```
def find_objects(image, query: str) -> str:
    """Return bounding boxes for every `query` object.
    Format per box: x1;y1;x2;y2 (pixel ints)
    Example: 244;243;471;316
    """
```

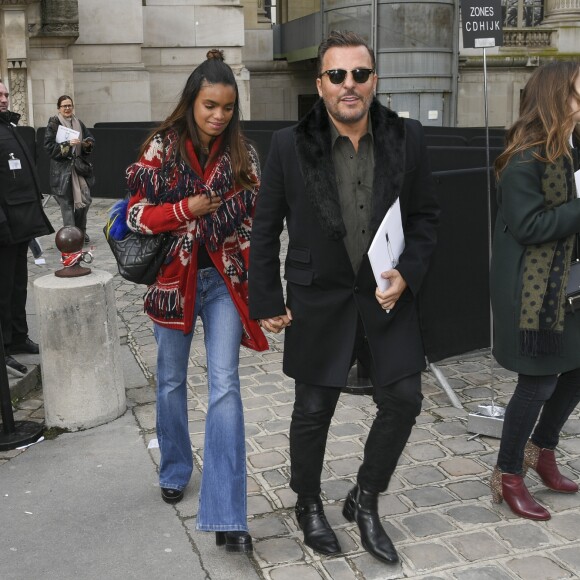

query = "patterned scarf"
519;154;577;356
58;113;90;209
126;131;256;252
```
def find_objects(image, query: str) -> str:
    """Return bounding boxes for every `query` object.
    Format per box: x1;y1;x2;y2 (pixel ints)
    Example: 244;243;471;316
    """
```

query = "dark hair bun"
206;49;225;62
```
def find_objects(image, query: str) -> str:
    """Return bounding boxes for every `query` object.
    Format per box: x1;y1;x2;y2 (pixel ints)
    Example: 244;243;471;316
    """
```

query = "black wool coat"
249;98;439;388
0;111;54;246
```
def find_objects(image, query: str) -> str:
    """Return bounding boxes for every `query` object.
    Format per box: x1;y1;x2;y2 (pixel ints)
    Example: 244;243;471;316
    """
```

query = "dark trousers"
290;372;423;496
0;241;29;348
497;368;580;474
55;195;91;233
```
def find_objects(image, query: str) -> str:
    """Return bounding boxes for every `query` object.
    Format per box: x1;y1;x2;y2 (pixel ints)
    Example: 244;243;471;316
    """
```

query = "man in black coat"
0;80;54;377
249;31;439;564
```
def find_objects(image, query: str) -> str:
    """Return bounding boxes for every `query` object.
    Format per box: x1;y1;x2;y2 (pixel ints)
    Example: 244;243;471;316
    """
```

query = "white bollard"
34;269;126;430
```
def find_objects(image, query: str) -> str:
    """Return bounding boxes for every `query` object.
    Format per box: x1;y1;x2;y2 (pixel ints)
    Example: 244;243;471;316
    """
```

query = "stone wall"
457;0;580;127
1;0;253;127
250;65;315;120
140;1;249;124
1;4;37;124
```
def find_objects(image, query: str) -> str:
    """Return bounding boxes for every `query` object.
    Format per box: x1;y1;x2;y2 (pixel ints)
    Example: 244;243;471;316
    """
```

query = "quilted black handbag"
103;224;173;285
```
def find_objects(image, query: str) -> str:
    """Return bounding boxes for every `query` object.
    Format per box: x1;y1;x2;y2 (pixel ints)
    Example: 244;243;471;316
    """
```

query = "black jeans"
497;368;580;474
290;373;423;497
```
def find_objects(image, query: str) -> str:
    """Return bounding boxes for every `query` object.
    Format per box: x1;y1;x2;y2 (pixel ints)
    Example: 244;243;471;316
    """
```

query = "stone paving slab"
2;198;580;579
1;414;207;580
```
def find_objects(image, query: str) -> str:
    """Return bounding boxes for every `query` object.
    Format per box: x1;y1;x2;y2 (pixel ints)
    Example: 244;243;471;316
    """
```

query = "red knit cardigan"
125;130;268;352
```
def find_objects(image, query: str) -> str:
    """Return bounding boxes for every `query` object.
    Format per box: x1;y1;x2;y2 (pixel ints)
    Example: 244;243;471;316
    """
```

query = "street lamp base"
0;420;44;451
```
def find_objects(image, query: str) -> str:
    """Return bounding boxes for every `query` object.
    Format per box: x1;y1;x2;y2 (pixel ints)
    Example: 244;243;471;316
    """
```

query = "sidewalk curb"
8;364;41;401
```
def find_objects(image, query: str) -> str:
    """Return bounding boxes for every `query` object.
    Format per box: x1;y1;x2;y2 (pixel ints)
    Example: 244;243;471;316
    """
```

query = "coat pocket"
50;163;71;195
0;206;12;245
284;266;314;286
284;246;313;286
287;246;311;264
4;196;47;242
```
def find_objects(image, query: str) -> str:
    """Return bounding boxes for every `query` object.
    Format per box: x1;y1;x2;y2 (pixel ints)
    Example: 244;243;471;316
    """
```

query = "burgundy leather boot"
524;441;578;493
490;466;550;520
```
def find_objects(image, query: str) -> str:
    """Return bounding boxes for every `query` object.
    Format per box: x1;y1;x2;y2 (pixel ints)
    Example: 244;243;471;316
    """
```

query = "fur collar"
0;110;21;126
294;97;405;239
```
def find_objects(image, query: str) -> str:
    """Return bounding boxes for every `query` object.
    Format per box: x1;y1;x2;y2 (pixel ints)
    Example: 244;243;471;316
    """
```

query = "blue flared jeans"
153;267;247;531
497;368;580;474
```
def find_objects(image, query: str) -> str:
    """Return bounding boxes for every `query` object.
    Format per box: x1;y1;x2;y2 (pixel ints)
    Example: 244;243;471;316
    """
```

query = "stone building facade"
0;0;255;127
458;0;580;126
262;0;580;127
1;0;579;128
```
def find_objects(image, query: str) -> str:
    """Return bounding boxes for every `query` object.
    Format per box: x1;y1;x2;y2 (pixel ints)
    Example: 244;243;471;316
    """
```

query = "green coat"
490;149;580;375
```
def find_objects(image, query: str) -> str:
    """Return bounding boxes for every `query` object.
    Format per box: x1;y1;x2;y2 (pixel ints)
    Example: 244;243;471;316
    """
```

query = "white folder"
367;198;405;292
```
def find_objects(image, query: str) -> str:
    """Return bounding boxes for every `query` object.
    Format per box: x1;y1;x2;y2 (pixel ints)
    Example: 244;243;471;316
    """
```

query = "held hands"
259;307;293;334
187;193;222;217
375;269;407;312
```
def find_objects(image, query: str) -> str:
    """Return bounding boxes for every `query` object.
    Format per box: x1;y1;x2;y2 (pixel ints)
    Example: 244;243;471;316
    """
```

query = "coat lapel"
294;98;406;239
294;99;346;239
368;99;406;233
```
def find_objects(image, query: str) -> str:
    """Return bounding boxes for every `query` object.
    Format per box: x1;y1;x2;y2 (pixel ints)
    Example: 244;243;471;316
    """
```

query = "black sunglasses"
319;68;375;85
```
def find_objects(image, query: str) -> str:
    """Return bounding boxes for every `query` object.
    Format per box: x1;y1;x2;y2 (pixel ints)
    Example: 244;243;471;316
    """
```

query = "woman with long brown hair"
119;50;267;552
490;61;580;520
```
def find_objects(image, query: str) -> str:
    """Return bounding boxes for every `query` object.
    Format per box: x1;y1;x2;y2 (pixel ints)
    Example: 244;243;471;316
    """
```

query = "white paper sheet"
55;125;80;144
16;436;44;450
367;198;405;292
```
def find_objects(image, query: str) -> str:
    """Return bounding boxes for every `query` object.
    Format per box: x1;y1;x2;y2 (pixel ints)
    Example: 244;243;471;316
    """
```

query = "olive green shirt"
330;116;374;273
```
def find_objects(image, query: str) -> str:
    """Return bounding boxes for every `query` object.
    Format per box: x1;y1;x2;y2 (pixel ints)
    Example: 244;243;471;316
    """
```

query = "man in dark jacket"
248;32;439;564
0;80;54;377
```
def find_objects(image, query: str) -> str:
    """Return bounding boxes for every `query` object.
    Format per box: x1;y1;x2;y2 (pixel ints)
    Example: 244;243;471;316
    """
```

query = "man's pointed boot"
295;497;341;555
343;485;398;564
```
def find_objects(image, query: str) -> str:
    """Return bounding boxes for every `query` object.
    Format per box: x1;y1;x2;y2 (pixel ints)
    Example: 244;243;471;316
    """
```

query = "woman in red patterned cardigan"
124;50;267;553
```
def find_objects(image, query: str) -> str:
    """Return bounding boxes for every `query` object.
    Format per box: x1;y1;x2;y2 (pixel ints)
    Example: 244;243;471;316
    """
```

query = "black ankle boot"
215;531;253;553
295;496;341;555
343;485;398;564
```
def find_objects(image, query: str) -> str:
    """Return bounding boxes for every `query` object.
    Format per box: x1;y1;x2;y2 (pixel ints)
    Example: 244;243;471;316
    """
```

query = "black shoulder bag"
103;212;173;286
73;154;93;178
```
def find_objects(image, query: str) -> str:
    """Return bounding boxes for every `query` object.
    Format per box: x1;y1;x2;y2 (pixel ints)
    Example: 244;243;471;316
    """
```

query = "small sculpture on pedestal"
54;226;93;278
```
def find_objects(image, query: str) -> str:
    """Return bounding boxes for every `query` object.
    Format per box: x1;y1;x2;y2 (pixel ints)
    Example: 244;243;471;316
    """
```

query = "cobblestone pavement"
4;198;580;579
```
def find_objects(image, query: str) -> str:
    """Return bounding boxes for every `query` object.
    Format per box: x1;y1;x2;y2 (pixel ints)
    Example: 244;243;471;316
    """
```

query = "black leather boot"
215;531;253;553
343;485;398;564
295;496;341;555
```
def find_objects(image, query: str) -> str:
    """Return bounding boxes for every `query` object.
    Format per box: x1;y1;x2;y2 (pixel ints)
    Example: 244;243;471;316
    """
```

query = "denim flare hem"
195;523;249;532
159;484;184;491
154;269;248;530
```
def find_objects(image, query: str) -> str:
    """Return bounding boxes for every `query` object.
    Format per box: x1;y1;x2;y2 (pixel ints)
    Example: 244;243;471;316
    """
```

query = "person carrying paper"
44;95;95;244
249;31;439;565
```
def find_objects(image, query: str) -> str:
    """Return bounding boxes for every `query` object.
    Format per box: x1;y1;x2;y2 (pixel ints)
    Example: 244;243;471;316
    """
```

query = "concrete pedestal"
34;269;126;431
